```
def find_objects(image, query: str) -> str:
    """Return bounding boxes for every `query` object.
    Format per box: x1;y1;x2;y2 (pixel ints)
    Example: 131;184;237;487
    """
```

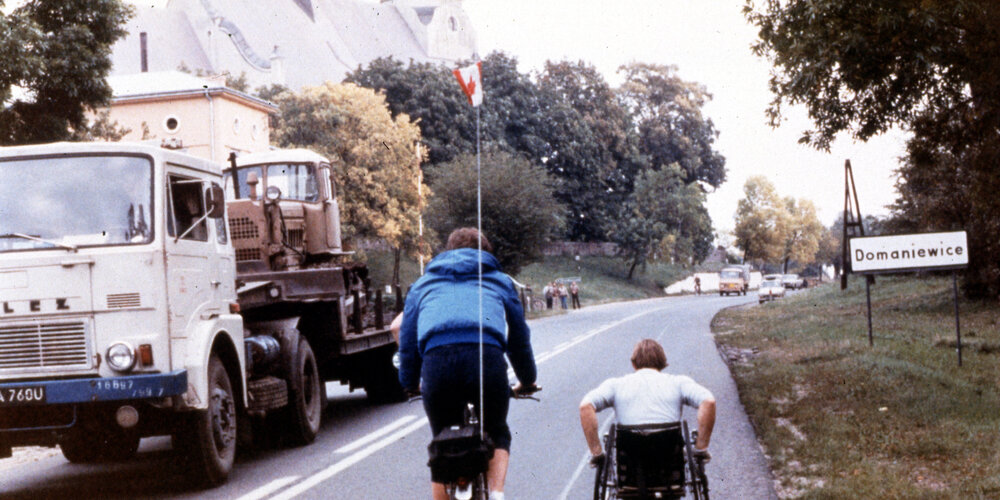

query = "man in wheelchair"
580;339;716;499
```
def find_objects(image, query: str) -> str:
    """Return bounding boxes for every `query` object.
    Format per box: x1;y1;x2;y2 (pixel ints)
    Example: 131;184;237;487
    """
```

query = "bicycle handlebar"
406;384;542;403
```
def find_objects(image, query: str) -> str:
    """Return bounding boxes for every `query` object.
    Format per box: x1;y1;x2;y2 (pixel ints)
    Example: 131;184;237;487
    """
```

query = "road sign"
849;231;968;274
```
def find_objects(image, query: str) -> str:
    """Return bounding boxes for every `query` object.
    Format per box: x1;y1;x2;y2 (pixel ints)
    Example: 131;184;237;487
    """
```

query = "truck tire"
365;347;407;404
283;337;322;446
60;428;139;463
177;354;237;487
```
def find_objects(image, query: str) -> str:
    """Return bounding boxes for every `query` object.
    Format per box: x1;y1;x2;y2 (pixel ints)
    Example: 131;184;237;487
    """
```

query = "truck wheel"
178;354;237;487
283;338;322;446
60;428;139;463
365;347;407;404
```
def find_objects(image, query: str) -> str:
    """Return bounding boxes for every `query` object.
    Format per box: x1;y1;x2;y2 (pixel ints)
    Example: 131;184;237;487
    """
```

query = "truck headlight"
107;342;136;372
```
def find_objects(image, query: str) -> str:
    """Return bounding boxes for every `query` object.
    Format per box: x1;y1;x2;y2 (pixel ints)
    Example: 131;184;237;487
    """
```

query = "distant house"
105;71;278;162
110;0;478;91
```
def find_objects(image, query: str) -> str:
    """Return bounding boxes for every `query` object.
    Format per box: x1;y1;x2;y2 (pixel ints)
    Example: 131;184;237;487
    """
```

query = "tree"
617;63;727;189
0;0;132;144
425;151;564;275
345;57;476;166
745;0;1000;296
608;164;713;279
271;83;430;284
780;198;824;272
733;176;788;265
538;60;638;241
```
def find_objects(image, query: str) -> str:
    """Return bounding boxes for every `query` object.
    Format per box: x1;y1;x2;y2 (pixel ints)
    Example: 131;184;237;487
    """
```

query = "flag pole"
476;100;485;439
454;60;486;440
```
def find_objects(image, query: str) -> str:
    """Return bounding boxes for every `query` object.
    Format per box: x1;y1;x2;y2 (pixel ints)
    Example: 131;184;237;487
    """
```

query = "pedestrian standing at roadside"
694;276;701;296
558;283;568;309
543;282;553;310
569;281;580;309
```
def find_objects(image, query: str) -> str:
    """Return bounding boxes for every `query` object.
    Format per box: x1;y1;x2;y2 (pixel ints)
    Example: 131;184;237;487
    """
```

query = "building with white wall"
110;0;478;91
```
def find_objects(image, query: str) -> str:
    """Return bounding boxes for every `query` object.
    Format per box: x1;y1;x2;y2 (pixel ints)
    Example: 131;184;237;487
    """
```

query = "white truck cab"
0;142;243;484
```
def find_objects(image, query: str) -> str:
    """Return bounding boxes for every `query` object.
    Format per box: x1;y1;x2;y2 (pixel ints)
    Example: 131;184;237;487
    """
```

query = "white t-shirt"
581;368;713;425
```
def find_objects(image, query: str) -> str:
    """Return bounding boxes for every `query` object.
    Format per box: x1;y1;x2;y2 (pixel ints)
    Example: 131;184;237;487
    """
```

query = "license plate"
0;386;46;406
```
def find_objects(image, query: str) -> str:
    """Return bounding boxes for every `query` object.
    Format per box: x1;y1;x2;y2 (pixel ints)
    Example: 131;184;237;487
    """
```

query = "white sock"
489;492;505;500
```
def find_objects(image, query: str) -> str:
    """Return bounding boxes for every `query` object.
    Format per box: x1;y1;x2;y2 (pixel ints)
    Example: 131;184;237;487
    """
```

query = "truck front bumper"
0;370;187;406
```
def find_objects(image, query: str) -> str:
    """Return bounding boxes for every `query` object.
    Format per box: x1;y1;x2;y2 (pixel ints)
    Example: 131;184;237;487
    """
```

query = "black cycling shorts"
421;343;512;474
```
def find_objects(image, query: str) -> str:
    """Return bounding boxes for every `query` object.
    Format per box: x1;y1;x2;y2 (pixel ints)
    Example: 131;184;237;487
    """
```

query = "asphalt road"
0;293;778;499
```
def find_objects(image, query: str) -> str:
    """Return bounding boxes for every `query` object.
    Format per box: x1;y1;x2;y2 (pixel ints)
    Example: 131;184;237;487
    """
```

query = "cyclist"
397;228;538;500
579;339;715;466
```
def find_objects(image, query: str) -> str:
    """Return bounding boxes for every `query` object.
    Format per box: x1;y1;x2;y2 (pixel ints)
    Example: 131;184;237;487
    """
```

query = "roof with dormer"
110;0;477;92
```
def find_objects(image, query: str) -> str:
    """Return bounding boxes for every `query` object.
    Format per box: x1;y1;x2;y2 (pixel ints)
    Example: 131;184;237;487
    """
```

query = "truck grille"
0;320;91;371
107;292;141;309
230;217;259;240
288;229;304;248
236;248;261;262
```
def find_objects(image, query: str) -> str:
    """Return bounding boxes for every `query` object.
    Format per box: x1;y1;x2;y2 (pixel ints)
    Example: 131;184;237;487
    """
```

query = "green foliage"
608;164;713;280
425;151;564;275
745;0;1000;297
734;176;788;264
780;197;824;272
538;60;637;241
346;53;725;247
345;57;476;166
69;109;130;142
270;83;430;262
617;63;726;188
0;0;132;144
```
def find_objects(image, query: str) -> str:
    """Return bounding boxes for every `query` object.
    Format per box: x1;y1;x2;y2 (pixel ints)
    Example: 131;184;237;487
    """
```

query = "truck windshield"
0;155;153;252
720;270;740;278
223;163;319;202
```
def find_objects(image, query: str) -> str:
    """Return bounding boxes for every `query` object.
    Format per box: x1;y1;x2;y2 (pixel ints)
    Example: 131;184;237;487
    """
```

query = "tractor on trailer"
0;142;404;486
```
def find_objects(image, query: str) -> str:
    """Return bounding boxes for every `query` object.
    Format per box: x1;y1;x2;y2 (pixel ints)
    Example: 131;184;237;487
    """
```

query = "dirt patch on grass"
717;344;760;366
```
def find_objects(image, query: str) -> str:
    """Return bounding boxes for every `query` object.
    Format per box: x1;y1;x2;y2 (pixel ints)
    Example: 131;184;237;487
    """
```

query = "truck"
0;142;404;486
718;265;751;296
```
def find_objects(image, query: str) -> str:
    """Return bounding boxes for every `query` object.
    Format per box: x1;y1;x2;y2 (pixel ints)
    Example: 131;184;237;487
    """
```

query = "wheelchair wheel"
681;421;710;500
593;426;616;500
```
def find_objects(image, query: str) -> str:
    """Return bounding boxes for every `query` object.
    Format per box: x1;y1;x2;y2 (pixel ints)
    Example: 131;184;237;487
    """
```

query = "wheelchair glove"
589;453;605;469
693;447;711;464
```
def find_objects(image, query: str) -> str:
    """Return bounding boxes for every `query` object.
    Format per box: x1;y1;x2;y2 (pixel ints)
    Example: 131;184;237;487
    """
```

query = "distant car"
759;279;786;303
782;274;805;289
763;274;784;284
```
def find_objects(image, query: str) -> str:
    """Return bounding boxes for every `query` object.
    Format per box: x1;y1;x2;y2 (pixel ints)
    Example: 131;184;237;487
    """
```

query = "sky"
458;0;908;234
7;0;906;233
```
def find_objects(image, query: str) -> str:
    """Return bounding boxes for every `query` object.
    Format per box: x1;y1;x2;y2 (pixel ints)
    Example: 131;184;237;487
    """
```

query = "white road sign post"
848;231;969;365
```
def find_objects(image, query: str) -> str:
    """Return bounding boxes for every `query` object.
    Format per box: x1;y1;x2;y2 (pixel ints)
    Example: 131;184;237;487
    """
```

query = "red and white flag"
453;62;483;107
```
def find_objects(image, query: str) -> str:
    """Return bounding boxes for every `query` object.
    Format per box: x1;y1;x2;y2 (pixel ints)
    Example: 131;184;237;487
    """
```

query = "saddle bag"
427;425;495;482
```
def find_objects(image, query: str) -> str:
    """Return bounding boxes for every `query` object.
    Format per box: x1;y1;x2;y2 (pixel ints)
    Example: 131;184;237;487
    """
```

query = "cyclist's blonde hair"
631;339;667;371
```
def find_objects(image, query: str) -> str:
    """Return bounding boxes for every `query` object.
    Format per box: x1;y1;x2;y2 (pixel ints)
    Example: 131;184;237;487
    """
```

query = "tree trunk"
392;248;401;288
626;256;639;280
782;257;790;273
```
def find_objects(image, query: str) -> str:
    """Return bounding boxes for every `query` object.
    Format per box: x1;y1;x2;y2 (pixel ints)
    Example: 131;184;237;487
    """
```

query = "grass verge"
713;275;1000;499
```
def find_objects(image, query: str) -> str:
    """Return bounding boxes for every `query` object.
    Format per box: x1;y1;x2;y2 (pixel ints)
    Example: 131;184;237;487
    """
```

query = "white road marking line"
274;306;671;498
271;417;429;500
556;413;615;500
514;306;671;376
536;306;672;366
235;476;300;500
334;415;417;454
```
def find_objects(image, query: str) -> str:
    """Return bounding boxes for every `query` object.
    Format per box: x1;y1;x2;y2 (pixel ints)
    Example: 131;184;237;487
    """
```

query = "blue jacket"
397;248;536;390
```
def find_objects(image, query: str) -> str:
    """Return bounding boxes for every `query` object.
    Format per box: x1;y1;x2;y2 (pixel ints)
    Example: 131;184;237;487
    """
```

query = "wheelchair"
593;421;709;500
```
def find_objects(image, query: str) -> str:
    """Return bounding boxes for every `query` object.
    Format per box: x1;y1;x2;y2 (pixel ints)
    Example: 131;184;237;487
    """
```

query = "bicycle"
593;420;709;499
418;385;540;500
